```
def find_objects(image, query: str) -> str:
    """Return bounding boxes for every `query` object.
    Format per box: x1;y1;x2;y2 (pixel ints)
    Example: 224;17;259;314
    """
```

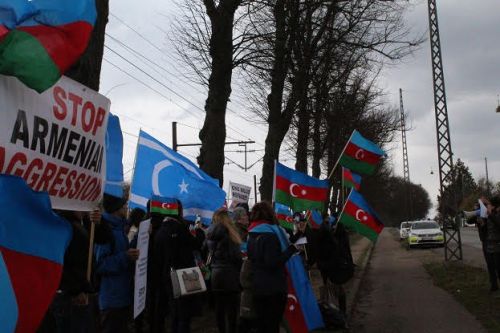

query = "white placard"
133;218;151;319
0;75;110;210
479;199;488;218
294;236;308;246
230;181;252;204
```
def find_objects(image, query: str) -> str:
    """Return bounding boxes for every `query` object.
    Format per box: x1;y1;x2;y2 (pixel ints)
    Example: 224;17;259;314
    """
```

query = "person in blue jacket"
94;194;139;333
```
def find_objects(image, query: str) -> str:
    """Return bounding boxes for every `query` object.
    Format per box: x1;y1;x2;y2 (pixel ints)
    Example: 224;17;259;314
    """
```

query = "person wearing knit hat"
94;193;139;333
151;196;202;333
103;193;128;215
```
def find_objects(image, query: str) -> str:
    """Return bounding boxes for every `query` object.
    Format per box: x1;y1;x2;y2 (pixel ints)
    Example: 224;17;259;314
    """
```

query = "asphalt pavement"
430;227;486;270
351;228;486;333
460;227;482;250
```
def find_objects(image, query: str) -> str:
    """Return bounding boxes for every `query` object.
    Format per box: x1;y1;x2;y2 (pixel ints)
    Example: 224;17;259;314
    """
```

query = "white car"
407;220;444;248
399;221;412;240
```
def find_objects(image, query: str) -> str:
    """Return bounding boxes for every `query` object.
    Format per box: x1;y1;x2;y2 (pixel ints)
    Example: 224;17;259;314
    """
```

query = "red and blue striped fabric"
0;0;96;92
305;210;322;229
339;130;385;175
249;223;324;332
0;175;72;333
342;167;362;190
274;162;329;212
338;189;384;242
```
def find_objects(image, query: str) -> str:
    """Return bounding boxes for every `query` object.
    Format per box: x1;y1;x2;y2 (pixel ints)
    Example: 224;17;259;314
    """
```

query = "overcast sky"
100;0;500;213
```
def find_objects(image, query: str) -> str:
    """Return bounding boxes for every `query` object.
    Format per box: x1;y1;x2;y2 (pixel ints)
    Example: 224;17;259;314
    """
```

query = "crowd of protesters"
37;193;354;333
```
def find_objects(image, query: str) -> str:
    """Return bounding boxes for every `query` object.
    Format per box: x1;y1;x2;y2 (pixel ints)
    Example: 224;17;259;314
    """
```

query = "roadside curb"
346;239;374;318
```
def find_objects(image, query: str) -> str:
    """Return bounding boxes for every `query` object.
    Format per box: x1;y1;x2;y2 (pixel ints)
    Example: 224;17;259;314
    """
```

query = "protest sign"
134;219;151;319
0;75;110;210
230;181;252;204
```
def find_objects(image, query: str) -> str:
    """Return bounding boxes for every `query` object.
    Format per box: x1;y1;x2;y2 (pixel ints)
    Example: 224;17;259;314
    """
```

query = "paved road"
351;228;486;333
430;227;486;270
460;227;482;250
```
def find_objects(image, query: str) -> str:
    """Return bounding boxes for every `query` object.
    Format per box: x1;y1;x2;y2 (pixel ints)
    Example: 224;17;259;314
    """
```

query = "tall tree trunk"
198;0;241;186
294;77;311;173
259;0;295;201
66;0;109;91
311;103;323;178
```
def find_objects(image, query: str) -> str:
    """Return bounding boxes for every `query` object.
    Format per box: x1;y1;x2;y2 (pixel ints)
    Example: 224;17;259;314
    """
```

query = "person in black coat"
315;218;353;316
151;198;202;333
289;213;317;271
207;210;243;333
484;196;500;296
247;202;297;333
53;210;93;333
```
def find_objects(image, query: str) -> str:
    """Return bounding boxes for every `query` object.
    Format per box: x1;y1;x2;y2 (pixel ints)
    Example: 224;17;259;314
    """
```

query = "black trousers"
484;245;500;291
101;307;130;333
214;291;240;333
253;293;287;333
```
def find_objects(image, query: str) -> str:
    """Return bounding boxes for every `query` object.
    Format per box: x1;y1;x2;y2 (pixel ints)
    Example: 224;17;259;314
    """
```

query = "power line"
103;58;182;108
105;45;205;115
105;45;258;143
108;12;268;142
106;33;207;98
177;122;201;131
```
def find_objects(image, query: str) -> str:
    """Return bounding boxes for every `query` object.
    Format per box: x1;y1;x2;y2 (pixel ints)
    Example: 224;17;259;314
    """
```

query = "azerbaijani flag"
0;1;97;92
150;196;179;216
338;190;384;242
0;175;72;332
248;223;324;332
338;130;385;175
305;210;322;229
274;162;329;212
342;167;362;190
275;203;294;231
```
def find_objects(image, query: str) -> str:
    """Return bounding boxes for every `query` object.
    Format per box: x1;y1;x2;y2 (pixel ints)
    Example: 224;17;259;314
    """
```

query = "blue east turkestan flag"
104;113;124;198
129;130;226;225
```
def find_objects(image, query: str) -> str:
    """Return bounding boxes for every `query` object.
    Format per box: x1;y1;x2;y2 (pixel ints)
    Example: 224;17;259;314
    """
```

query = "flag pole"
272;160;277;209
86;218;95;282
341;168;345;206
128;129;141;205
328;130;355;180
336;189;353;233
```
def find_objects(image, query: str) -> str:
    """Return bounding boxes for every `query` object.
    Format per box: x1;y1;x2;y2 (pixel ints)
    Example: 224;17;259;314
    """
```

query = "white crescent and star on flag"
355;209;369;222
289;183;307;197
152;162;190;196
287;294;298;311
354;148;365;160
161;202;173;209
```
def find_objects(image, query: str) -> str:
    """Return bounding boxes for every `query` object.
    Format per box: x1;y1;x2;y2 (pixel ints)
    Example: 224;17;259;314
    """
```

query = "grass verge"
424;261;500;332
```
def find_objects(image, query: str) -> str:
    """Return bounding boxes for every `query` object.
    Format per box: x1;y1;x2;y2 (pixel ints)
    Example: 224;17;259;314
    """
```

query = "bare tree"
66;0;110;91
172;0;269;185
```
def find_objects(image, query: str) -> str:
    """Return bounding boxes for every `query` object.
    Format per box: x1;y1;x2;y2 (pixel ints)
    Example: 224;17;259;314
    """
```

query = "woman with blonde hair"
207;209;243;333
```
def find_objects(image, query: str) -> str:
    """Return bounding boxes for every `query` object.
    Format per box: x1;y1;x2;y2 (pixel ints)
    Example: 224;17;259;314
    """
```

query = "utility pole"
399;88;413;221
239;143;249;172
427;0;462;261
254;175;258;204
172;122;254;152
172;121;178;152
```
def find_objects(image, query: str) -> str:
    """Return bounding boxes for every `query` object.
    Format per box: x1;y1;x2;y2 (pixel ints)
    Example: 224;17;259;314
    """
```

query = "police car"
407;220;444;249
